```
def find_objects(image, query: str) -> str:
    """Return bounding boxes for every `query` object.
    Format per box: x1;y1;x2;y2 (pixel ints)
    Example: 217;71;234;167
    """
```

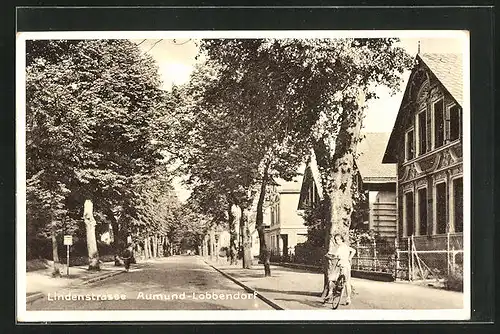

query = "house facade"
356;132;398;239
382;53;464;248
266;175;308;259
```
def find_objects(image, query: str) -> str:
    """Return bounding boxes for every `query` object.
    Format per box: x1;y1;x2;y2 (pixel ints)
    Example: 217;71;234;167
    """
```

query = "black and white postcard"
16;29;470;322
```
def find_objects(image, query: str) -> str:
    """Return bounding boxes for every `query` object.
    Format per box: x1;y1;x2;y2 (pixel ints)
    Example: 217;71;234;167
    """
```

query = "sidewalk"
203;257;463;310
26;261;126;302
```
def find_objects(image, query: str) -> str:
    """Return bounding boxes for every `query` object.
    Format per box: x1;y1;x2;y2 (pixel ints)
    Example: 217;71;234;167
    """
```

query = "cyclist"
324;233;356;305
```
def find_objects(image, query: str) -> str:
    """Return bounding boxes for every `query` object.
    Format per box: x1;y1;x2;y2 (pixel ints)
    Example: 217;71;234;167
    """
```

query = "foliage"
130;173;180;239
25;39;170;258
299;171;369;247
168;201;211;251
299;200;328;247
197;38;412;235
25;37;413;264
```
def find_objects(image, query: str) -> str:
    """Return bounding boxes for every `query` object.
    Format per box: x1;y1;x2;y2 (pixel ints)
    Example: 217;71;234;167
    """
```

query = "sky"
133;35;466;133
131;34;467;201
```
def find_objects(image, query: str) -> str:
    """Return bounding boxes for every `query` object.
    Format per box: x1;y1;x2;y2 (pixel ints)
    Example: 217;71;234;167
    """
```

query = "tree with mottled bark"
196;38;412;288
83;199;100;270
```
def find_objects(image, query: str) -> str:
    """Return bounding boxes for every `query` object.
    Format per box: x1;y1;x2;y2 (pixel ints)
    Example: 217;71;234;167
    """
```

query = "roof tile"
419;53;463;106
357;132;396;181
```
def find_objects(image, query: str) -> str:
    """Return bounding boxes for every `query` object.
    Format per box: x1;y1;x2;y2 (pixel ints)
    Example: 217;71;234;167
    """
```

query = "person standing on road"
324;234;356;305
122;243;134;272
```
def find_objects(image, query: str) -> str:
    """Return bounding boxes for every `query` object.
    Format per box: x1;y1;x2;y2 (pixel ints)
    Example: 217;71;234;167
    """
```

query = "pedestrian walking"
122;243;134;272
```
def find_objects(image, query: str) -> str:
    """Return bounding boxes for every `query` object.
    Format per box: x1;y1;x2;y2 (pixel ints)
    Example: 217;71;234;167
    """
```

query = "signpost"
63;235;73;276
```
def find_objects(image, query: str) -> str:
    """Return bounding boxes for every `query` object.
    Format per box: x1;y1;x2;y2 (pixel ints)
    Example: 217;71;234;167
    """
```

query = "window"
308;183;315;206
418;110;427;155
449;105;462;141
435;182;447;234
276;202;280;225
404;192;414;236
417;188;428;235
434;99;445;148
313;182;317;204
453;178;463;233
272;205;279;226
406;129;414;160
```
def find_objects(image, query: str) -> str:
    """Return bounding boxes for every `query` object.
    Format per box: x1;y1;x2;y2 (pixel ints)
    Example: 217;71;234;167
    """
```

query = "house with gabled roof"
382;53;464;243
297;132;397;240
357;132;397;238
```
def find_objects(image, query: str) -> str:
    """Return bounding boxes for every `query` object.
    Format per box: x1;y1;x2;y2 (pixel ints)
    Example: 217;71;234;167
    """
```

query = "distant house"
357;133;397;239
297;133;397;240
382;53;464;241
234;200;271;259
265;174;308;259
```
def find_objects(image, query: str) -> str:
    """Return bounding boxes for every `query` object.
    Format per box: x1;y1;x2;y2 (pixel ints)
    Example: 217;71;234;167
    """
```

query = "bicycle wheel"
331;275;346;310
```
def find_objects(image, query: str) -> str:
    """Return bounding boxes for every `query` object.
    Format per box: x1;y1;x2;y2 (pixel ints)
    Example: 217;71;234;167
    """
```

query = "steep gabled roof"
383;53;464;163
357;132;396;183
419;53;463;106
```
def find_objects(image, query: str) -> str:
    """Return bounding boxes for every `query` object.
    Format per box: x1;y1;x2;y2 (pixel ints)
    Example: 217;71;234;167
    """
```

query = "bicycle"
323;259;348;309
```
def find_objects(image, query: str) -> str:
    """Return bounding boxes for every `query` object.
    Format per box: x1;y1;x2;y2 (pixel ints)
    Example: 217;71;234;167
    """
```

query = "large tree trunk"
147;236;152;259
316;90;365;297
83;199;100;271
321;194;333;297
50;220;60;277
107;210;123;266
159;235;164;257
155;234;160;257
256;161;271;276
152;235;158;258
228;204;238;265
144;237;150;259
239;206;252;269
204;236;209;257
209;227;215;261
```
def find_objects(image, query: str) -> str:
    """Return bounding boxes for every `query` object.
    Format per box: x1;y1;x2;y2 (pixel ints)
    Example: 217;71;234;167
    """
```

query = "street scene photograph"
17;30;469;322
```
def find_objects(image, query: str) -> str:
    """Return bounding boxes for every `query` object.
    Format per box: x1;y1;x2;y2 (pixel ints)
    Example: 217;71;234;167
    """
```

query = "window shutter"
427;182;433;235
427;104;432;150
445;103;451;143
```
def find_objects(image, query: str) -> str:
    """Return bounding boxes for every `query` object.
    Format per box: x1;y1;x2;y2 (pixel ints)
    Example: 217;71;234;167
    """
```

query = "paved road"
28;256;272;310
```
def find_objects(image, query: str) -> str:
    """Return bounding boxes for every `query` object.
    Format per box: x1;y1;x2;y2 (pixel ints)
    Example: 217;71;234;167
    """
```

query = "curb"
271;262;395;282
80;269;125;285
271;262;323;273
26;292;44;304
204;261;285;310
